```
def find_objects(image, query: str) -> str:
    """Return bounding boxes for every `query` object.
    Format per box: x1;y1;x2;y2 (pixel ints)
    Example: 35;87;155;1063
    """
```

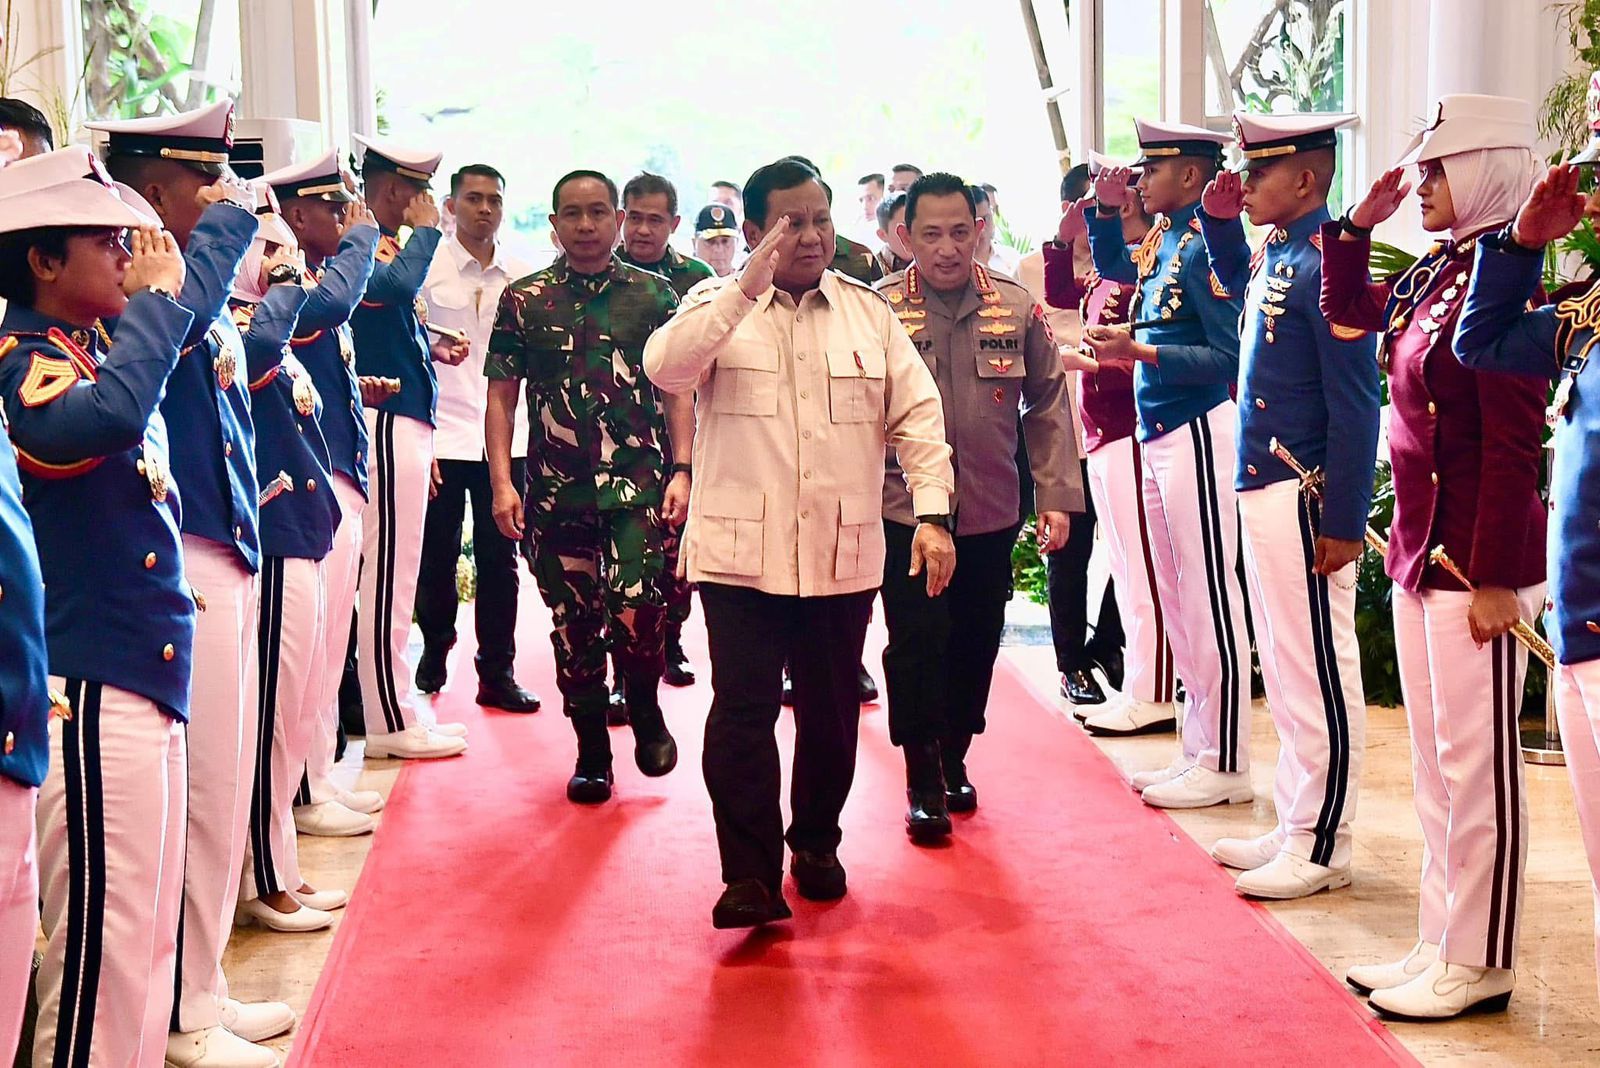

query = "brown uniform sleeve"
1019;301;1085;514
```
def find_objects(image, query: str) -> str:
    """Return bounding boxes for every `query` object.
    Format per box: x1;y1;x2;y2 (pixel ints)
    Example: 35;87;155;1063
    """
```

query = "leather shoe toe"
712;879;792;929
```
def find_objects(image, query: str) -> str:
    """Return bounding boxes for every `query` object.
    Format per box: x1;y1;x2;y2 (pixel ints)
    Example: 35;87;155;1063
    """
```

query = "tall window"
79;0;240;122
1100;0;1162;161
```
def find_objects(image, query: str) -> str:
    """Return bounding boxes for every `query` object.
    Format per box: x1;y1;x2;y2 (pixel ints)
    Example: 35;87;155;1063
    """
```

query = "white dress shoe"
364;725;466;760
1233;851;1350;899
1209;831;1284;870
293;800;375;837
1368;958;1514;1021
165;1025;280;1068
235;897;333;933
426;720;468;738
1346;940;1440;995
292;886;349;911
1128;758;1191;792
337;787;385;814
219;998;295;1043
1083;699;1177;737
1140;765;1253;809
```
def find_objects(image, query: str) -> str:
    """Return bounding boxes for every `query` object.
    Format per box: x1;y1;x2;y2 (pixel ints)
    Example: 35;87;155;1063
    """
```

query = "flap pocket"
838;492;879;527
833;492;883;580
702;485;766;522
826;347;887;380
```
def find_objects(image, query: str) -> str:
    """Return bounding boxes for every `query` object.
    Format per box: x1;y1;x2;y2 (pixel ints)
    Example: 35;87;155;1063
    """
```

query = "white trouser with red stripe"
1239;479;1365;869
172;536;259;1034
1554;657;1600;997
33;680;186;1068
359;411;433;736
0;778;36;1067
1087;434;1176;705
1138;402;1252;774
300;474;364;806
243;555;326;901
1394;584;1542;969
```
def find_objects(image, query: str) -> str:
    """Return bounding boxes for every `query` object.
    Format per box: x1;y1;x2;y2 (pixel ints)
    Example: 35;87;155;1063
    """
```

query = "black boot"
415;645;448;694
567;708;614;804
662;630;695;687
625;673;678;777
942;732;977;813
904;739;952;843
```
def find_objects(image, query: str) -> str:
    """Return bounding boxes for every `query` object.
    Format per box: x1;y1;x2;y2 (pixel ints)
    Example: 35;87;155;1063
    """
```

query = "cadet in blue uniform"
1082;119;1255;809
228;195;353;954
0;146;195;1068
1198;113;1380;900
88;100;297;1066
0;154;52;1068
348;134;468;760
1453;74;1600;1006
266;150;388;836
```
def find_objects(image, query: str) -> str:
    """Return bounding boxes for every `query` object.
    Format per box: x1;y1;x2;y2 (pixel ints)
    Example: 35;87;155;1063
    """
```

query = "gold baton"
1427;546;1558;670
1267;437;1388;556
258;470;294;507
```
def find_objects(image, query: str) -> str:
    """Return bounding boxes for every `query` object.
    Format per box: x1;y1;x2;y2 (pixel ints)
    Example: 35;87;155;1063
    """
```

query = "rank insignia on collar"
888;290;904;304
988;357;1015;373
976;306;1015;318
978;322;1017;336
896;309;926;320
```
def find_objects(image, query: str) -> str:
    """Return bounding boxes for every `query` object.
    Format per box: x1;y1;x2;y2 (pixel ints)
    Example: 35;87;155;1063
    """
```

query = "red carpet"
289;609;1413;1067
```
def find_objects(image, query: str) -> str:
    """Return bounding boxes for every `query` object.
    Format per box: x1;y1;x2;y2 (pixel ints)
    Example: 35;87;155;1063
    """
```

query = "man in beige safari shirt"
644;157;954;930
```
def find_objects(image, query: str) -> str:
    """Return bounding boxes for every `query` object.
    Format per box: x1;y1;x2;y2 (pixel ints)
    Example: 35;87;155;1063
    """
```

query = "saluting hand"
340;199;376;236
1346;167;1411;235
1056;197;1094;245
1094;167;1134;209
197;175;253;210
403;191;441;231
737;216;789;300
1513;163;1587;250
1201;171;1245;220
910;522;957;598
260;244;305;289
124;225;185;297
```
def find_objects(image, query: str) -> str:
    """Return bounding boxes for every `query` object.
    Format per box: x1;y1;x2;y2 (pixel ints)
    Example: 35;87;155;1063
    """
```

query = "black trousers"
414;458;525;682
879;521;1015;747
1047;459;1123;674
699;581;874;893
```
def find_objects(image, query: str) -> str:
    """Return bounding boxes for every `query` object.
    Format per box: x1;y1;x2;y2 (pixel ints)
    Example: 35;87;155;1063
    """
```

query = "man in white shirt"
974;183;1021;276
415;164;541;711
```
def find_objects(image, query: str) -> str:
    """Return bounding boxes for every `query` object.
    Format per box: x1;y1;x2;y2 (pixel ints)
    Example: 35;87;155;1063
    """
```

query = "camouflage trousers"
526;505;665;713
660;519;693;635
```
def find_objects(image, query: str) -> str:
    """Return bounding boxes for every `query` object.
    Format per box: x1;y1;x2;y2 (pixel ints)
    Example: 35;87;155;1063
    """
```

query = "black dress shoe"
1089;648;1126;692
790;849;847;901
942;732;978;813
711;879;792;929
606;680;630;726
663;636;695;687
565;765;614;804
1061;669;1106;706
414;647;448;694
475;679;541;713
857;665;879;703
904;740;952;842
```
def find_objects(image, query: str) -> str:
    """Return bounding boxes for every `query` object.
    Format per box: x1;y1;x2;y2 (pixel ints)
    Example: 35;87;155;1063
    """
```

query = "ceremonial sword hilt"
1426;546;1558;670
1268;437;1389;557
258;470;294;507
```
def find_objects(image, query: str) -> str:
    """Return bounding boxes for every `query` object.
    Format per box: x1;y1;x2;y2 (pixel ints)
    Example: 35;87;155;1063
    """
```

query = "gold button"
1254;398;1266;409
1430;472;1439;485
1427;401;1437;415
802;430;812;440
803;470;812;480
1155;422;1165;432
1588;621;1600;635
307;479;317;492
800;389;810;400
224;441;233;456
3;731;12;755
1247;464;1258;475
162;643;175;661
144;552;156;569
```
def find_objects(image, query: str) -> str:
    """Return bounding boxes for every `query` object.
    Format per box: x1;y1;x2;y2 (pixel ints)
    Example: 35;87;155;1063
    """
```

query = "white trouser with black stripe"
1239;479;1365;869
1087;434;1176;705
1552;658;1600;997
300;474;364;807
1138;401;1252;774
358;411;433;737
172;536;259;1034
0;778;37;1067
33;679;186;1068
1394;584;1542;969
244;555;327;900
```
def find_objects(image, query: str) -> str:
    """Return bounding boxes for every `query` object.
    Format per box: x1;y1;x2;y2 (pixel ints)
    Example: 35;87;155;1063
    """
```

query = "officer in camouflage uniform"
485;169;680;805
617;172;713;690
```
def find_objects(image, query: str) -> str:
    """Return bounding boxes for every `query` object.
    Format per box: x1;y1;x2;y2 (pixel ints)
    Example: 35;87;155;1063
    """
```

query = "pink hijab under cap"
1438;145;1541;241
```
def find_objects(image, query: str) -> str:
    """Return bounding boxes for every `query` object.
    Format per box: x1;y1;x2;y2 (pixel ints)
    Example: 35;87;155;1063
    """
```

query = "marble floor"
221;647;1600;1066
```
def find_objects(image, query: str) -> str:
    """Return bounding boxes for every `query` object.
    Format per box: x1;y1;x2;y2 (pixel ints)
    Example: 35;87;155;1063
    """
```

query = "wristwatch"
1339;212;1373;238
266;263;304;286
670;463;692;476
138;284;178;303
916;513;955;533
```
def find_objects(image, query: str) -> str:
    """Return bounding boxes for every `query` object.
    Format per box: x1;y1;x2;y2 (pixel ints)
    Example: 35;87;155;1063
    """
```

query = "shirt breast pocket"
825;347;886;423
709;346;780;417
429;284;472;316
697;485;765;576
974;345;1024;413
527;324;576;380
